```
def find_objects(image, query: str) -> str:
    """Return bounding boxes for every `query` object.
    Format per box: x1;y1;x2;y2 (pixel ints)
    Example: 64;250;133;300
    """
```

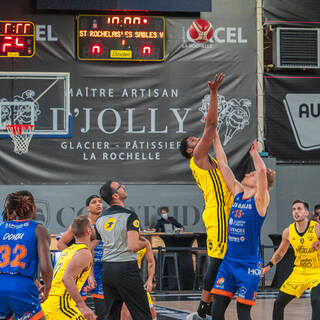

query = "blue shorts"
80;263;104;300
0;274;43;320
91;264;104;299
211;257;262;305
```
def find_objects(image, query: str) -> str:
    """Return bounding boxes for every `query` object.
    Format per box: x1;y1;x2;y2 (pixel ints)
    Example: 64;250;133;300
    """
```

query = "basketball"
188;19;214;43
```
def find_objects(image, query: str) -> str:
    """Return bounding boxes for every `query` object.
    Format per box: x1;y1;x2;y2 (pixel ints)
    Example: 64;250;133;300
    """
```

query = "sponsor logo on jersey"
133;219;140;228
296;245;314;254
104;217;116;231
216;277;225;288
229;227;245;235
248;267;261;276
299;258;313;268
238;286;247;298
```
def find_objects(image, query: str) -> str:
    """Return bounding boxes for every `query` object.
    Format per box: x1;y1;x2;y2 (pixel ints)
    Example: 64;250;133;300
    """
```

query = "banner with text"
264;73;320;160
0;0;257;184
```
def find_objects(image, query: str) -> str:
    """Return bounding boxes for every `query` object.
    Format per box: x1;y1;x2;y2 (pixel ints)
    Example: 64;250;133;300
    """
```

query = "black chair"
193;251;208;290
159;233;196;290
160;251;181;291
193;233;208;290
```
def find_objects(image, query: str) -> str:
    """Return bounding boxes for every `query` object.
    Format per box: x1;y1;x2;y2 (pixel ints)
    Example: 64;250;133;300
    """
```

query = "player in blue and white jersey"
0;190;53;320
210;134;275;320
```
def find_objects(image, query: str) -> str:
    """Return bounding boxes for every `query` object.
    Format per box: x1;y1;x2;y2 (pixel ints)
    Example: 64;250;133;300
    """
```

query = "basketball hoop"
6;124;35;155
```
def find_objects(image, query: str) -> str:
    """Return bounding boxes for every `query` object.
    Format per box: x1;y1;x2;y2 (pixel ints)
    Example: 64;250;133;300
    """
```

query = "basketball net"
6;124;35;155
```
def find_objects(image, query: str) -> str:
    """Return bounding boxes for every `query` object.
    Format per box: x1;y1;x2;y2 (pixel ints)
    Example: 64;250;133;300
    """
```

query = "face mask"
161;213;168;220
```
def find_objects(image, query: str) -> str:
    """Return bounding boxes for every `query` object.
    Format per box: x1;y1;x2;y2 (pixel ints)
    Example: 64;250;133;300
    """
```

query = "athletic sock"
206;301;213;315
197;300;209;318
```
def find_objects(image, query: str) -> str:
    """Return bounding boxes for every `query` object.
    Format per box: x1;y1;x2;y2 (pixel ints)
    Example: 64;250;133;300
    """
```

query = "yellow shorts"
203;206;230;259
147;292;154;307
206;230;227;259
41;295;85;320
280;267;320;298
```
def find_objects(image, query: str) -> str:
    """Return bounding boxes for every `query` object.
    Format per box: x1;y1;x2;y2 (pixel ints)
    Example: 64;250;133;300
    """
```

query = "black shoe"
197;300;208;318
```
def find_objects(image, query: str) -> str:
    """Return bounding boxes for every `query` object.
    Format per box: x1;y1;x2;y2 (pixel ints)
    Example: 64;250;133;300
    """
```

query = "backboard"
0;72;71;138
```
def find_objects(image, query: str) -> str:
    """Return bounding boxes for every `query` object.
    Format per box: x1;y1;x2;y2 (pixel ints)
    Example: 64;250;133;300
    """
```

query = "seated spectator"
311;204;320;224
153;206;184;233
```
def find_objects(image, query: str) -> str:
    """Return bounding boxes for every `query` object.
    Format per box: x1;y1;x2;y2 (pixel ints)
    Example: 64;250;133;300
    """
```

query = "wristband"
265;261;274;268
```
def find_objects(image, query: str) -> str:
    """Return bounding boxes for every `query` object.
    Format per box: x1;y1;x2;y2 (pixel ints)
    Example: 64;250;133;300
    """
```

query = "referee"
95;180;152;320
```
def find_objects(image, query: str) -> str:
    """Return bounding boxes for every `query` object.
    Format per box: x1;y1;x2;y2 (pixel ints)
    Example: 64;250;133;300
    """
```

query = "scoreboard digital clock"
0;21;35;58
77;15;165;62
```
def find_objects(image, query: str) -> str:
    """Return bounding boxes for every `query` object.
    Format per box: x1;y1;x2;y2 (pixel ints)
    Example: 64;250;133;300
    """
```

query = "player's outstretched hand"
86;274;97;291
249;140;259;157
208;73;225;92
261;266;270;278
312;240;320;251
78;304;97;320
145;278;153;292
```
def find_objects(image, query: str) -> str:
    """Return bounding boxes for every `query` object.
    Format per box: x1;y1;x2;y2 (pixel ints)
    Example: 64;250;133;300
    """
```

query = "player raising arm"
210;134;275;320
180;74;234;318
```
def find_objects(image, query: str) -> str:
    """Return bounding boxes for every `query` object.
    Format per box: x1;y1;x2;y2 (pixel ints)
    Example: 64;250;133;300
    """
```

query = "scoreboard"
0;16;166;62
77;15;165;62
0;21;35;58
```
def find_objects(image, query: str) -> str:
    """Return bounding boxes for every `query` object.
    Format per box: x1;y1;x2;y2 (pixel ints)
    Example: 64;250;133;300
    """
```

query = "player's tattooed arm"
273;253;284;264
262;228;289;275
312;223;320;251
271;227;290;265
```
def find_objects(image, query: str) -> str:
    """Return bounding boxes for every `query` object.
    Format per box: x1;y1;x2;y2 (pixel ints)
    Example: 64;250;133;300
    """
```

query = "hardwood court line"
154;298;312;320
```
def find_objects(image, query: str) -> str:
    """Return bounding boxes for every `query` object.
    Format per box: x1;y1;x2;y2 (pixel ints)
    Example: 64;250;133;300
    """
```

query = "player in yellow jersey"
121;240;157;320
180;73;233;318
262;200;320;320
42;215;97;320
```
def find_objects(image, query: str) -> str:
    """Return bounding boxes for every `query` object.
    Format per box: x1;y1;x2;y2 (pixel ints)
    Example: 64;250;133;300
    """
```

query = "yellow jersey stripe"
209;169;227;243
66;293;79;315
59;294;73;318
214;169;228;244
208;169;221;241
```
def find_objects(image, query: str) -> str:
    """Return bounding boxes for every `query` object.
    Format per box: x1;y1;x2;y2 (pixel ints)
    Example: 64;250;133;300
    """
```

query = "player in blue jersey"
0;190;53;320
57;194;105;320
210;133;275;320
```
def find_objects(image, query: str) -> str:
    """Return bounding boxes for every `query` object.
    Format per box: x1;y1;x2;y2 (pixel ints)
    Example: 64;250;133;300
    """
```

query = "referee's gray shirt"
95;205;140;262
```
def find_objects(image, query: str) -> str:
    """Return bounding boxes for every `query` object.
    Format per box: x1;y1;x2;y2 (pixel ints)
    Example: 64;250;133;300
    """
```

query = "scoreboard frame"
77;14;165;62
0;21;35;58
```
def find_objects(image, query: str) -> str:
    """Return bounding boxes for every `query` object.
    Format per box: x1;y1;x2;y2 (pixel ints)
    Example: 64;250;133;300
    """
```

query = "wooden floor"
154;295;312;319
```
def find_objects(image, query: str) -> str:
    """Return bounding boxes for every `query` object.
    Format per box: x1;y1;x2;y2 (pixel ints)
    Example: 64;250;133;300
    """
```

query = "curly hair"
4;190;35;219
179;136;191;159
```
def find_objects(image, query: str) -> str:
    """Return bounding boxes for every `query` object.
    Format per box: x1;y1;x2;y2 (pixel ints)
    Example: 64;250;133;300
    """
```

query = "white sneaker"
186;312;209;320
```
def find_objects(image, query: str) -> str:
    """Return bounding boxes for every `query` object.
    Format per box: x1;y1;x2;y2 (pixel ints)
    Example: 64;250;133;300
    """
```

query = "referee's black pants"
102;261;152;320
